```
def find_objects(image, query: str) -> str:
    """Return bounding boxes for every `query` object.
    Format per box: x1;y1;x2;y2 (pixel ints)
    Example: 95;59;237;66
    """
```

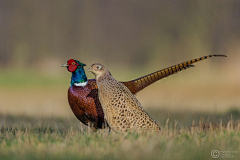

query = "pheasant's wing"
103;81;142;130
122;55;227;94
110;82;157;129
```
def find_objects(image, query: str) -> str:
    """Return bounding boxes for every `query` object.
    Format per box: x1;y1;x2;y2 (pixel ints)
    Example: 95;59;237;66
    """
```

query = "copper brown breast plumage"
68;80;105;128
88;63;161;132
62;55;226;130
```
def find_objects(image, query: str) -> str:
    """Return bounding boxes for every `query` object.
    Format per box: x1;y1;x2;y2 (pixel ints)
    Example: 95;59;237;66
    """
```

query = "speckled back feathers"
90;63;161;132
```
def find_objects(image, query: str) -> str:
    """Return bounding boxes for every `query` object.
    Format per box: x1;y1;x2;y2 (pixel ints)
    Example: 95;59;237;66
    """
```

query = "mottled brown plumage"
88;63;161;132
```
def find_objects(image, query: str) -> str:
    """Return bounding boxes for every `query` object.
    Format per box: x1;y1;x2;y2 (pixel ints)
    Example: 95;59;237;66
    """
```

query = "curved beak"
88;67;93;72
61;62;69;67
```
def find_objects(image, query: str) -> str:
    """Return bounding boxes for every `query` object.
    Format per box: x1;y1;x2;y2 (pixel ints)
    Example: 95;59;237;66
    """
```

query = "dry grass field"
0;114;239;160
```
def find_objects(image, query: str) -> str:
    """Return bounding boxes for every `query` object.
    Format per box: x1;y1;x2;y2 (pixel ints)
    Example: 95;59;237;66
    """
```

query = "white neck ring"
73;81;88;87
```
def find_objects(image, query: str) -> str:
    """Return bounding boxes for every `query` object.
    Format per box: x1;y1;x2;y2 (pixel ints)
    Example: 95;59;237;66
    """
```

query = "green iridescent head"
61;59;86;72
62;59;88;86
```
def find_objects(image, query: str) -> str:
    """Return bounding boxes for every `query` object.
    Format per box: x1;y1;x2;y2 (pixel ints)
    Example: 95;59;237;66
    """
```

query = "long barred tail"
123;55;227;94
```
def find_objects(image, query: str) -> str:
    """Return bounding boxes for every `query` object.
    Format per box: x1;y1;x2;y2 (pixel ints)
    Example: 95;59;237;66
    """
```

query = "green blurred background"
0;0;239;126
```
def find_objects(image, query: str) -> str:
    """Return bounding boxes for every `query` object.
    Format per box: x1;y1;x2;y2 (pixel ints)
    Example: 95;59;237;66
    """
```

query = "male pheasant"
88;63;161;132
61;55;226;130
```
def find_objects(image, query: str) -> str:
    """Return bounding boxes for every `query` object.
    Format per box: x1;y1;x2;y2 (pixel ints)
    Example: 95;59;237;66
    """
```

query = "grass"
0;110;239;160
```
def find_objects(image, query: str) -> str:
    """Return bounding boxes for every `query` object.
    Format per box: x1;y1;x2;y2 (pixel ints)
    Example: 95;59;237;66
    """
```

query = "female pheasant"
88;63;161;132
61;55;226;130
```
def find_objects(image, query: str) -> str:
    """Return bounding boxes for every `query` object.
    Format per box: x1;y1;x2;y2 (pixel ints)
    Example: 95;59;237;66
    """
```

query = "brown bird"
61;55;226;130
88;63;161;132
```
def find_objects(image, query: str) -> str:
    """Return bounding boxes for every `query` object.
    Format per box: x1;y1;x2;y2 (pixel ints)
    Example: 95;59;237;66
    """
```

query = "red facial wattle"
67;59;78;72
68;65;78;72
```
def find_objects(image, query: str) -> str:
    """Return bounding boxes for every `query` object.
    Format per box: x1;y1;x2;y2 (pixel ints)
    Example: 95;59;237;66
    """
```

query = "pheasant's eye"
96;66;102;70
72;62;76;65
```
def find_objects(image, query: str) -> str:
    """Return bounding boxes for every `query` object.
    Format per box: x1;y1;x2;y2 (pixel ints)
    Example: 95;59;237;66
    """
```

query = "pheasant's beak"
61;62;69;67
87;67;93;72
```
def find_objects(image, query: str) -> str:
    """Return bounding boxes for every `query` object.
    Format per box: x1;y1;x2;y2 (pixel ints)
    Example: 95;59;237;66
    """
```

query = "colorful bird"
61;55;226;130
88;63;161;133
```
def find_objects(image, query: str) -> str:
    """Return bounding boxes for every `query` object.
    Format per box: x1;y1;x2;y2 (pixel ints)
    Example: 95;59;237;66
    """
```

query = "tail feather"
122;55;227;94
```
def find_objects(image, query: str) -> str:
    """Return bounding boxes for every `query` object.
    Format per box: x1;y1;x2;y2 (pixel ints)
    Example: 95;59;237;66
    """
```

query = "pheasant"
88;63;161;132
61;55;226;130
